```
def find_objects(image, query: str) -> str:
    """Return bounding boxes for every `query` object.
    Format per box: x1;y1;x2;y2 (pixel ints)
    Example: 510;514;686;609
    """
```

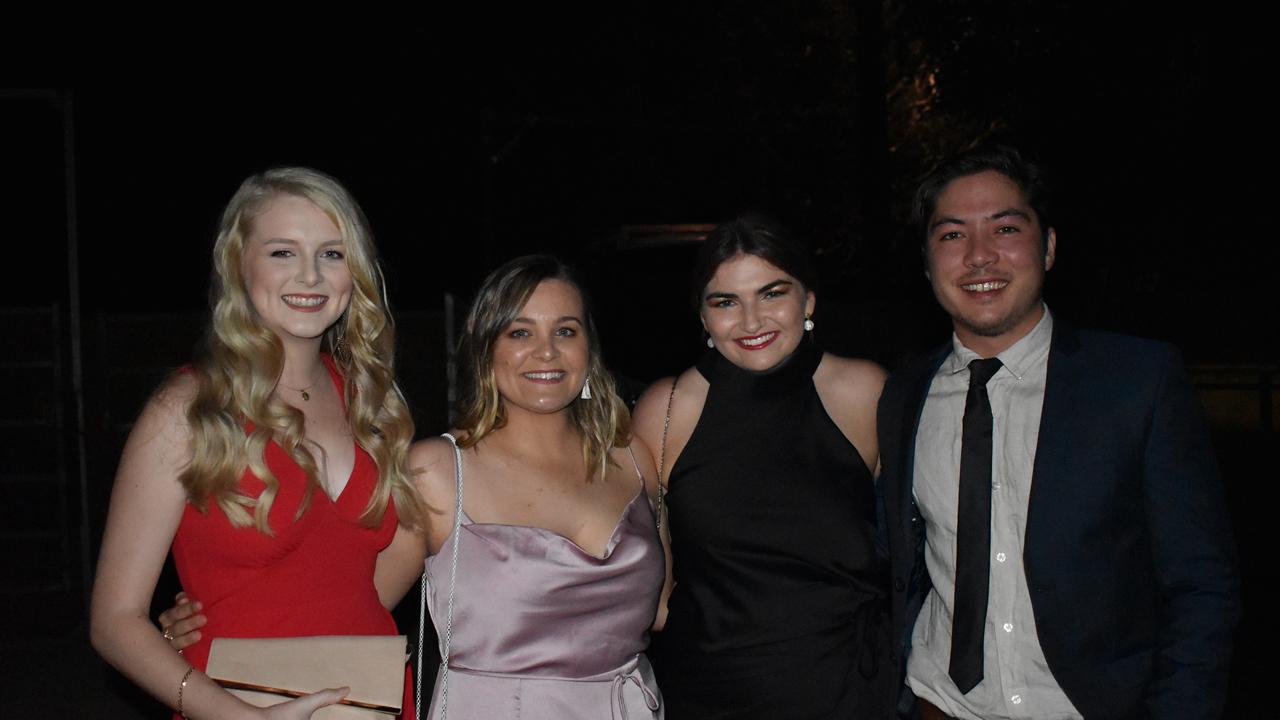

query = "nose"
963;234;997;269
741;302;763;332
533;333;559;361
296;256;321;286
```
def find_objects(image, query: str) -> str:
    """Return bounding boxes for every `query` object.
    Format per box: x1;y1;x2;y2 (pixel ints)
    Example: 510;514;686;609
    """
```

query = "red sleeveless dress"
170;360;414;718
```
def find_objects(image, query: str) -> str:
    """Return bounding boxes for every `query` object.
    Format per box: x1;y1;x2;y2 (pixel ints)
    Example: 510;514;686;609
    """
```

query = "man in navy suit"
878;145;1239;720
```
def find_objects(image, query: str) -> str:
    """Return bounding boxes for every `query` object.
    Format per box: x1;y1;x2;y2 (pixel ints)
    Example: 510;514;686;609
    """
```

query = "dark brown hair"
691;214;819;301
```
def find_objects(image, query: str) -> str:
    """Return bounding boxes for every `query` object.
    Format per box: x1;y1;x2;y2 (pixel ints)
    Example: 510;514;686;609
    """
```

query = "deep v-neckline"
460;485;647;561
322;448;364;507
313;354;358;504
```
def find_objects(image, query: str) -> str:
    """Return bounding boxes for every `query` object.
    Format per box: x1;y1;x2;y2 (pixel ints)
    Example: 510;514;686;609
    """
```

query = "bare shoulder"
633;376;675;429
407;435;465;553
408;435;462;510
146;371;200;425
673;364;709;392
622;434;661;498
121;371;201;467
632;366;707;482
638;366;707;414
627;432;655;466
814;353;888;407
108;370;202;513
634;369;707;438
814;354;885;471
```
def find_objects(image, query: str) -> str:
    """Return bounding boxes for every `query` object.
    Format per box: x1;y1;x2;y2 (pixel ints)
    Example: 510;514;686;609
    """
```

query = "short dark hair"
691;214;819;300
912;144;1054;245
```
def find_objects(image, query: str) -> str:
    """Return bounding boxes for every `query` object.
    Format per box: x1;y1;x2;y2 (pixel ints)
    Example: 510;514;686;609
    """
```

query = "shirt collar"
944;304;1054;380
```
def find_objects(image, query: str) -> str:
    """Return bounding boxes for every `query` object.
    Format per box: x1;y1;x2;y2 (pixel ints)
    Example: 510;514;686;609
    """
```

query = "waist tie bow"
610;668;660;720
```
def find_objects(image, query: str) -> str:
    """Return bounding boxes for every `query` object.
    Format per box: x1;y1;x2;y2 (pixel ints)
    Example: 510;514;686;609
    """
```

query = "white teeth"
962;281;1008;292
523;371;565;380
283;295;326;307
739;333;776;347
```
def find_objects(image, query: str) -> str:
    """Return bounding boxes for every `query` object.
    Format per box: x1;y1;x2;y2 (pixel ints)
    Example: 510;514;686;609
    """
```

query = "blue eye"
270;249;294;258
322;249;346;259
508;328;530;338
555;327;577;337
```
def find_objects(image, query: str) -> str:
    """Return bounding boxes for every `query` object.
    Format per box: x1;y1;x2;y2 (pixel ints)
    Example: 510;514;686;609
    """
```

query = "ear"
804;290;816;318
1043;227;1057;272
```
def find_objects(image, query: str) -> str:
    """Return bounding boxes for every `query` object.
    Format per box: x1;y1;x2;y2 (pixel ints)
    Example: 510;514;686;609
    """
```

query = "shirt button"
1003;623;1014;632
993;483;1001;490
996;552;1007;562
1012;694;1022;704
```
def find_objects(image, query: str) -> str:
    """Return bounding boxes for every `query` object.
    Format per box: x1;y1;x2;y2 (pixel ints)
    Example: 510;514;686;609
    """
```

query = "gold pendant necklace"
279;376;318;402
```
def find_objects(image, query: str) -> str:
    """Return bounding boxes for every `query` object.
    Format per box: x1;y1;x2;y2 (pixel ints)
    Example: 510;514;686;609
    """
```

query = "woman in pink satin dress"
410;255;666;719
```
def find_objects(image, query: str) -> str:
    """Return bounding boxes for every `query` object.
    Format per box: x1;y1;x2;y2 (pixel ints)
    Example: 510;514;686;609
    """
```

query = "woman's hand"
259;688;350;719
158;592;206;651
154;593;353;720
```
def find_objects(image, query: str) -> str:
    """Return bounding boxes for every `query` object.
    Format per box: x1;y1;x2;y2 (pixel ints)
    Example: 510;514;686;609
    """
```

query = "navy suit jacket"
879;324;1239;720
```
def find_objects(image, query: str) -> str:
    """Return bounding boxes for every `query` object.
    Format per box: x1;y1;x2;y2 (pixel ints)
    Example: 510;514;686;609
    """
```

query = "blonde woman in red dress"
91;168;425;720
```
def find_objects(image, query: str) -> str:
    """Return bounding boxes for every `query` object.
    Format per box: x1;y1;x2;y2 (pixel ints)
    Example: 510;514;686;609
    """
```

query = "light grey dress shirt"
905;308;1082;720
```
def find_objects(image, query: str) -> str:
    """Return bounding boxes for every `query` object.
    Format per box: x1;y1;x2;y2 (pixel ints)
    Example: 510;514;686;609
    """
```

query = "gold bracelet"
177;665;195;718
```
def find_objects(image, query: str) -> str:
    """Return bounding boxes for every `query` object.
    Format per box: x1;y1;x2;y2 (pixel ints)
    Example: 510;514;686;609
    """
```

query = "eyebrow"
991;208;1032;222
260;237;344;247
510;315;583;324
704;278;794;301
928;216;964;233
928;208;1032;233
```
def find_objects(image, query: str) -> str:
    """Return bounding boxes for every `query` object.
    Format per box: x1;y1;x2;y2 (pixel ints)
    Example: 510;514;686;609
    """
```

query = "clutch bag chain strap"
655;378;677;534
417;433;464;720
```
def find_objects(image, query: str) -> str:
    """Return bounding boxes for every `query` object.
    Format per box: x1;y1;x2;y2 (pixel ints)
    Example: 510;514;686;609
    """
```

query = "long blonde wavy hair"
180;167;422;532
455;255;630;480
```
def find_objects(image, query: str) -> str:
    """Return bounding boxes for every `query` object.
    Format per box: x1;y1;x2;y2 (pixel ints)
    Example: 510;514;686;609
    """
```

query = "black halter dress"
648;341;890;719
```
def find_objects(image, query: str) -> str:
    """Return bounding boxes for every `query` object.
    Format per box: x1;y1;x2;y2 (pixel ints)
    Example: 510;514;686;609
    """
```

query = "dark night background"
2;3;1274;716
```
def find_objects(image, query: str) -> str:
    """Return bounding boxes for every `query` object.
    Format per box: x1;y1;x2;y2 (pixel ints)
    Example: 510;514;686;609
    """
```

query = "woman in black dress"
634;215;893;719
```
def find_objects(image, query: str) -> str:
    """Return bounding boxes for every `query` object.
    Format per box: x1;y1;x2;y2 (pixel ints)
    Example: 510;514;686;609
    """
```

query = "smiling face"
491;278;590;418
700;252;815;372
925;170;1056;357
240;194;354;347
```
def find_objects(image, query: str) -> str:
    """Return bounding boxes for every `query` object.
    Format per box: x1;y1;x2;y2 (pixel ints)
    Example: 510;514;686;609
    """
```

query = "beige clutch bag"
206;635;408;719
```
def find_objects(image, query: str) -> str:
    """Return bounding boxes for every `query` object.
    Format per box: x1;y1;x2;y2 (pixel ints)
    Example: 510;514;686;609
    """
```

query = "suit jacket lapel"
1025;322;1082;564
899;345;951;539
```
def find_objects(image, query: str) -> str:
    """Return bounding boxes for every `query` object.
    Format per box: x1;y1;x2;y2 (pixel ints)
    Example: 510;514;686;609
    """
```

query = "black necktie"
949;357;1003;693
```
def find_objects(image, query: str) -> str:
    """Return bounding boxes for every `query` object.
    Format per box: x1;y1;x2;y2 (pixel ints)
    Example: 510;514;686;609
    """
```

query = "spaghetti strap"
624;445;645;488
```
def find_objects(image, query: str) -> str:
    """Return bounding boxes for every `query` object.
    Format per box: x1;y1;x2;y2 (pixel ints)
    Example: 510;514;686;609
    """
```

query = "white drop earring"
706;337;715;348
580;378;592;400
803;315;815;332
